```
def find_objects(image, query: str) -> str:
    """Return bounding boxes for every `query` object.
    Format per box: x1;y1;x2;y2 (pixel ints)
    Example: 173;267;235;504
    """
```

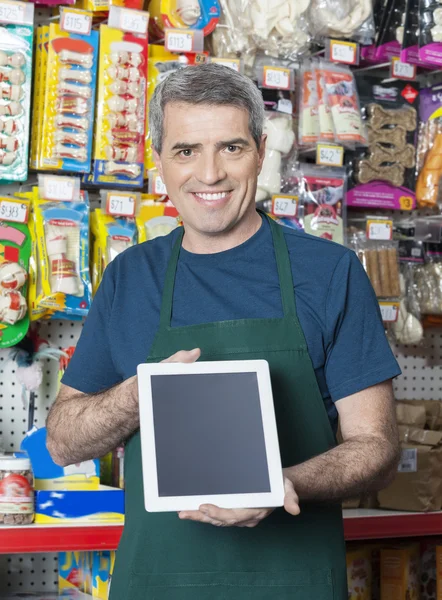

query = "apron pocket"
127;569;335;600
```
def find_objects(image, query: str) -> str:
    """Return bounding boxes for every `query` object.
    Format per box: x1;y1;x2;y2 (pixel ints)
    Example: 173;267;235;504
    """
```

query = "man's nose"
196;152;226;185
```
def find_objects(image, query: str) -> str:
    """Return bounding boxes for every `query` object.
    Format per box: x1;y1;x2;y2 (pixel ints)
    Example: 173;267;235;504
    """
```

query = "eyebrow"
170;138;251;151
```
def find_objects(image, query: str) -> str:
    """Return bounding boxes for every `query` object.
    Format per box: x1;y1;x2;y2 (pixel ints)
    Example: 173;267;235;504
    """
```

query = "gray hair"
149;63;265;153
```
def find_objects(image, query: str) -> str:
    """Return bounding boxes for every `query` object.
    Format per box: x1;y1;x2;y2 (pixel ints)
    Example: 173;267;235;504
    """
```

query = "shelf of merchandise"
2;510;442;554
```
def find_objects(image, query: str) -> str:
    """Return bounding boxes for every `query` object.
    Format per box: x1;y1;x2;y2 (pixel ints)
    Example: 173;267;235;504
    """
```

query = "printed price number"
367;220;393;241
316;144;344;167
0;200;28;223
154;174;167;195
120;9;148;35
0;1;25;24
379;302;400;323
61;11;92;35
211;58;240;72
263;67;290;90
391;57;416;80
166;31;193;53
43;177;76;201
107;194;136;217
330;41;357;65
272;196;298;217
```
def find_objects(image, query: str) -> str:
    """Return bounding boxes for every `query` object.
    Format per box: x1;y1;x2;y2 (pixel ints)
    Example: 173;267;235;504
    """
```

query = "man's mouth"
192;191;233;201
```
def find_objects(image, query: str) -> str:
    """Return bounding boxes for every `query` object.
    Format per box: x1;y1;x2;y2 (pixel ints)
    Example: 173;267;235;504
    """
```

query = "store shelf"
2;510;442;553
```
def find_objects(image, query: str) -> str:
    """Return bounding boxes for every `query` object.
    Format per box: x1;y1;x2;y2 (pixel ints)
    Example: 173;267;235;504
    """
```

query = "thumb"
162;348;201;364
283;477;300;516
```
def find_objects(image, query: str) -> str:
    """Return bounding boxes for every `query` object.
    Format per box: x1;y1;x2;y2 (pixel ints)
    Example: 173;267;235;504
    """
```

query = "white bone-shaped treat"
264;116;295;154
0;52;25;68
0;290;27;324
105;144;138;162
108;80;142;98
0;262;27;291
0;119;18;135
107;111;138;131
59;50;93;69
0;84;23;101
55;114;89;131
107;65;141;82
0;68;25;84
59;68;92;85
0;100;22;116
0;149;17;164
107;96;138;114
54;130;88;147
56;96;89;116
54;143;87;162
104;161;141;178
58;82;91;99
176;0;201;25
0;135;18;152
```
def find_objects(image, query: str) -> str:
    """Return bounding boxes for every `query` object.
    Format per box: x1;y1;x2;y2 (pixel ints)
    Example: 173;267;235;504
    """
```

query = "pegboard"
0;554;58;595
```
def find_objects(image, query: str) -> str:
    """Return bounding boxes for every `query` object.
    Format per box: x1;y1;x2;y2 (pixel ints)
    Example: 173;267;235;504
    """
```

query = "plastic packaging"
390;263;424;345
298;60;319;147
416;85;442;209
136;197;180;243
352;238;401;299
0;456;34;525
419;0;442;66
308;0;375;42
314;60;335;143
0;6;34;182
414;247;442;315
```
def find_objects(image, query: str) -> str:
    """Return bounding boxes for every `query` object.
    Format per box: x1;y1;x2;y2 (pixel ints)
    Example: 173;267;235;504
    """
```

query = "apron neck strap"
159;211;298;329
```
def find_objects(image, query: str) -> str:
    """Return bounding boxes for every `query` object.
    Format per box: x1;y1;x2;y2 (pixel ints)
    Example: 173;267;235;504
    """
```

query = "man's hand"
161;348;202;364
178;477;300;528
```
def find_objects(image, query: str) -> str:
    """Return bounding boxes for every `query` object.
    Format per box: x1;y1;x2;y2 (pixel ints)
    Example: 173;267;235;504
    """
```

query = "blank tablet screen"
151;372;271;497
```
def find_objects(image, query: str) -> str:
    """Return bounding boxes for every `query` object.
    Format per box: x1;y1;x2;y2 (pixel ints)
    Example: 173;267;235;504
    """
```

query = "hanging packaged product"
210;0;253;73
148;0;220;41
37;21;99;173
308;0;375;42
389;260;424;345
33;177;91;319
314;59;335;143
0;2;34;183
92;9;149;188
320;60;367;149
347;76;419;210
0;196;31;348
298;165;346;245
419;0;442;66
298;60;319;147
136;196;180;243
416;84;442;209
412;243;442;316
373;0;406;62
351;237;401;300
400;0;428;66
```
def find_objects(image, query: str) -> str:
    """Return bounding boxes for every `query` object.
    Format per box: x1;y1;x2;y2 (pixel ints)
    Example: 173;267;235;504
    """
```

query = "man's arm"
46;349;201;467
284;380;400;502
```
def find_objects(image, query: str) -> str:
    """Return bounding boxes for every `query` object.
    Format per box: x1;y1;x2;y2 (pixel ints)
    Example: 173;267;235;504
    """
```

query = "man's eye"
179;149;193;157
226;145;240;153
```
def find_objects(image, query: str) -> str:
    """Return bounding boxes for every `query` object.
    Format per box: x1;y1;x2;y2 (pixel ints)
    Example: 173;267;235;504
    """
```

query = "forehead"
162;102;251;145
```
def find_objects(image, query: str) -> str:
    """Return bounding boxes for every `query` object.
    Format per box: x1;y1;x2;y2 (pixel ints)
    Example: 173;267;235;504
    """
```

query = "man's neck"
182;211;262;255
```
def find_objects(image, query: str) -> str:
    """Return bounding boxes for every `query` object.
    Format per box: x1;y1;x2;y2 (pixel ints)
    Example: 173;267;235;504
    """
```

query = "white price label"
263;67;290;90
61;11;92;35
0;1;25;24
0;200;28;223
277;99;293;115
368;221;393;241
166;31;193;53
331;41;357;64
43;177;76;201
380;303;399;323
317;144;344;167
120;8;148;35
211;58;240;72
107;194;136;217
391;58;416;80
398;448;417;473
154;175;167;195
272;196;298;217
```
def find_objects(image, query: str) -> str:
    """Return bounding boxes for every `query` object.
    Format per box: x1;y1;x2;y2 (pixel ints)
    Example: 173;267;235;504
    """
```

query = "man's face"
153;102;265;238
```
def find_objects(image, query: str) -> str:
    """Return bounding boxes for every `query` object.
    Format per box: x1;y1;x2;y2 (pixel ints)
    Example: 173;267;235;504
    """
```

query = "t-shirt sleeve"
325;250;401;402
61;261;122;394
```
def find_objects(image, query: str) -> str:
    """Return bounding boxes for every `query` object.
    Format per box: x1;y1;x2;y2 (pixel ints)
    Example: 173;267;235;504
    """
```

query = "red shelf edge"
344;512;442;541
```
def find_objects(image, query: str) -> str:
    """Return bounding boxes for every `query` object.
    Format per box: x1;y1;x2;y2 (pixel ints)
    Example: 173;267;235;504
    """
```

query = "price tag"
211;58;240;72
271;195;298;217
263;67;292;90
367;219;393;241
166;30;194;53
154;174;167;195
330;40;358;65
42;177;77;201
0;200;28;223
391;57;416;81
379;302;400;323
61;9;92;35
106;193;136;217
0;0;25;24
316;144;344;167
120;8;148;35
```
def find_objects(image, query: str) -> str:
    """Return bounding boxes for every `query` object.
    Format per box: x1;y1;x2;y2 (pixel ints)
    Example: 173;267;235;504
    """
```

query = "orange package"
315;61;335;143
416;132;442;209
347;546;372;600
298;61;319;146
380;544;420;600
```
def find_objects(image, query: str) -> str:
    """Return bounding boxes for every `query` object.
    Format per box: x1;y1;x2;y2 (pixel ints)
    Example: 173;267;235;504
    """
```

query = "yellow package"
92;551;116;599
136;197;180;243
346;546;372;600
381;544;420;600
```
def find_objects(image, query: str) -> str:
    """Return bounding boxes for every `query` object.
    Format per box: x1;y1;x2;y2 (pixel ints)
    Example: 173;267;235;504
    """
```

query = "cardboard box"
381;544;420;600
347;546;372;600
396;402;427;429
35;486;124;524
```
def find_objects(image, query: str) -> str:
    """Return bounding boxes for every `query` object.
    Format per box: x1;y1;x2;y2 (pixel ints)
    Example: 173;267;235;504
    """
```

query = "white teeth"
195;192;229;201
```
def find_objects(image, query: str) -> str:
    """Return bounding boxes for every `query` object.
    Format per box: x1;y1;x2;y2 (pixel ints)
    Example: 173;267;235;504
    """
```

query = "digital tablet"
137;360;285;512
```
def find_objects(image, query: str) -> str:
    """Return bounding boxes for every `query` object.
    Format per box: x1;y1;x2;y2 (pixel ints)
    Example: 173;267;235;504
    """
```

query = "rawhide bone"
368;142;416;169
367;104;417;132
357;160;405;187
367;125;407;150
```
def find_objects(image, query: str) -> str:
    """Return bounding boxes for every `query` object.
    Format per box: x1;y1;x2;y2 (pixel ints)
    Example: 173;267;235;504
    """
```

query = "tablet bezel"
137;359;285;512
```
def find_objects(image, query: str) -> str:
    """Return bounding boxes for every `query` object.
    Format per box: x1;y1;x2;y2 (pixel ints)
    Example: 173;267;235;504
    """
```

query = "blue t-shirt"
63;216;401;432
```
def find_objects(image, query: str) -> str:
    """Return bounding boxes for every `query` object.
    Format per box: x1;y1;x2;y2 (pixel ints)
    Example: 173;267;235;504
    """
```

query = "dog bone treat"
365;248;382;296
357;160;405;187
367;104;417;131
0;457;34;525
368;142;416;169
388;247;401;297
367;125;408;149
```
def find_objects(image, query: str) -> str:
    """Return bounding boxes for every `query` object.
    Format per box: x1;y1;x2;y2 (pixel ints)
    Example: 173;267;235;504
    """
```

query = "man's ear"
257;134;267;176
153;147;164;180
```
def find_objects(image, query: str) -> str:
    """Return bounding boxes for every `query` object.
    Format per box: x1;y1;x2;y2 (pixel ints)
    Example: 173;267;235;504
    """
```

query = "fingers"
283;477;300;516
162;348;201;364
178;505;272;528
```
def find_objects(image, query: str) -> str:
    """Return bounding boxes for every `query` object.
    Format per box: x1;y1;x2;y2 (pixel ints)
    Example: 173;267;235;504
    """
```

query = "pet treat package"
416;84;442;209
136;197;180;243
92;17;148;188
0;196;31;348
148;0;220;41
0;2;34;183
374;0;406;61
419;0;442;66
400;0;426;65
298;60;319;147
350;237;401;299
307;0;375;43
32;183;91;319
347;76;419;210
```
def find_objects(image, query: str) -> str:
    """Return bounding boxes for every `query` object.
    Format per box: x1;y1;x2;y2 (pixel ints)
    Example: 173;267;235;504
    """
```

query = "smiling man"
47;64;401;599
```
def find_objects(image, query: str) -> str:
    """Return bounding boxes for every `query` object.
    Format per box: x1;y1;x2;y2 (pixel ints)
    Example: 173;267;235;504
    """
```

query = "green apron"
110;213;348;600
